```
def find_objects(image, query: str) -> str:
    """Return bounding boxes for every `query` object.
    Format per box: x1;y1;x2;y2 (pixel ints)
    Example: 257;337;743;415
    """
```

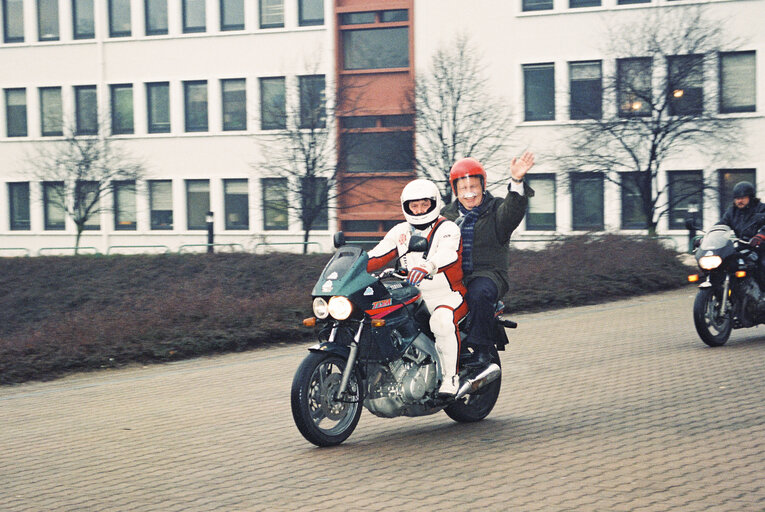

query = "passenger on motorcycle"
366;179;468;396
441;153;535;366
716;180;765;280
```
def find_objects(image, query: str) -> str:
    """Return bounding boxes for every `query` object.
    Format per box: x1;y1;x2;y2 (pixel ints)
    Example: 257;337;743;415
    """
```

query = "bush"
0;235;691;385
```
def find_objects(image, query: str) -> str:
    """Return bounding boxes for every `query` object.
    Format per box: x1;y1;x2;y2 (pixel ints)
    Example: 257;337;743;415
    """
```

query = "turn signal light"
687;274;699;283
735;270;747;278
302;317;317;327
371;319;386;327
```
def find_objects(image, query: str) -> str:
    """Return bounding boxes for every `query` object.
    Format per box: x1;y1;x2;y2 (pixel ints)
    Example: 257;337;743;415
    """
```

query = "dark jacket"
441;183;534;297
716;198;765;240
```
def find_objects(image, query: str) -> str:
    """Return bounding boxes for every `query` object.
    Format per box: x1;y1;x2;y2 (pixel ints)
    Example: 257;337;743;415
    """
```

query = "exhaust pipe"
455;363;501;399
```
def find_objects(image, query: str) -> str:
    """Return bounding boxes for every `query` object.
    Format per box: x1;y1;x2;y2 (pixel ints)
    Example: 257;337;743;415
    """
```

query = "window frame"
2;0;24;43
113;180;137;230
620;172;649;230
72;0;95;39
149;179;173;230
667;170;704;231
39;86;63;137
75;84;98;135
221;78;246;131
8;182;31;231
182;0;206;33
108;0;132;37
525;174;556;231
341;26;409;71
259;76;286;130
719;51;757;114
617;57;653;117
522;0;553;12
667;54;704;117
569;60;602;120
43;181;66;230
183;80;208;132
570;172;605;231
37;0;60;41
110;83;134;135
220;0;244;31
262;177;289;230
185;179;210;230
223;179;249;230
523;63;555;121
146;81;170;134
298;74;326;129
5;88;28;137
298;0;323;27
259;0;283;28
144;0;168;35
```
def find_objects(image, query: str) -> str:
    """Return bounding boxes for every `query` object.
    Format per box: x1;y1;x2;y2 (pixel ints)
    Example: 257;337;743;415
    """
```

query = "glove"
406;267;429;286
750;233;765;248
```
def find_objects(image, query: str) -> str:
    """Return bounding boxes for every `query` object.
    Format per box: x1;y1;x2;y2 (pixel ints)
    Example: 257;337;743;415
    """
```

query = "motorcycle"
290;232;517;447
689;224;765;346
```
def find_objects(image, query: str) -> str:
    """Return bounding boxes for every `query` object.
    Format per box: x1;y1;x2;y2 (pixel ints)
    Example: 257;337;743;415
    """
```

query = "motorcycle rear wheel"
693;287;732;347
445;348;501;423
291;352;363;447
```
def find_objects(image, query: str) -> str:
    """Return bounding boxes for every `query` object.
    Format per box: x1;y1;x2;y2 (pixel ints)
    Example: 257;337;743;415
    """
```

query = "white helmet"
400;179;442;228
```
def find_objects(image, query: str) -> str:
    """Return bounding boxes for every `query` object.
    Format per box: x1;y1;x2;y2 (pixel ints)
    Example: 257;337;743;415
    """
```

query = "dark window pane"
75;85;98;135
145;0;168;35
147;82;170;133
183;0;205;32
343;132;413;172
340;12;375;25
720;51;756;113
523;0;553;11
618;57;652;117
184;81;208;132
114;181;137;230
340;116;377;128
342;27;409;70
299;75;325;128
381;9;407;22
524;63;555;121
3;0;24;42
43;181;66;230
301;177;328;230
342;220;382;232
668;171;703;230
149;180;173;229
73;0;94;38
260;77;286;130
9;182;30;230
298;0;323;26
109;0;131;37
570;0;600;6
618;0;650;4
259;0;283;28
40;87;63;136
224;179;249;230
380;115;414;127
621;172;648;229
719;169;756;217
111;84;134;134
570;61;602;120
221;0;244;30
668;55;703;116
571;172;604;230
5;88;27;137
222;79;246;131
526;174;556;230
37;0;59;41
262;178;289;230
74;180;100;230
186;180;210;230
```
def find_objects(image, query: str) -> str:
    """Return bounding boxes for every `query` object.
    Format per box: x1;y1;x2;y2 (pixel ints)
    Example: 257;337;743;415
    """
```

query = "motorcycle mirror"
333;231;346;248
408;235;428;253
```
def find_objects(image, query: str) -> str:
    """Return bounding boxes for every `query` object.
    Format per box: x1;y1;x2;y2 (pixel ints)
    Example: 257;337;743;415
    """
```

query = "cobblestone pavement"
2;287;764;511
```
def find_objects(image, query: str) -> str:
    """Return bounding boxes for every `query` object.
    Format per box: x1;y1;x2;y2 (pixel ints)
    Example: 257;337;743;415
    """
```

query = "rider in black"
717;181;765;281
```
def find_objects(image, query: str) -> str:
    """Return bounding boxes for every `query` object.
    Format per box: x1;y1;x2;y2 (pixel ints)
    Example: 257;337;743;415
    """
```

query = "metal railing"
254;241;323;254
38;246;100;256
177;243;245;253
0;247;31;257
106;245;171;255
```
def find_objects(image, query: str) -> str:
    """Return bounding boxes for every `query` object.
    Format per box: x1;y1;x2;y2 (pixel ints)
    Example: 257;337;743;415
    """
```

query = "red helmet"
449;157;487;195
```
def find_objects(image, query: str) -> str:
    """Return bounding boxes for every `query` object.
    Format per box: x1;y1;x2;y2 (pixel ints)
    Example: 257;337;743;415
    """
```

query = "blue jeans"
466;277;498;349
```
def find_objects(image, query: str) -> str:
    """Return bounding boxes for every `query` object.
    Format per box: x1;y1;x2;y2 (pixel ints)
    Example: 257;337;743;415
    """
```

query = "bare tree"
561;6;745;235
27;124;145;253
410;36;516;203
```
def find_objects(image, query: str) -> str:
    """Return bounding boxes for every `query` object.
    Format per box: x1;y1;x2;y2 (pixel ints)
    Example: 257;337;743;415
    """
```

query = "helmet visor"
454;176;484;200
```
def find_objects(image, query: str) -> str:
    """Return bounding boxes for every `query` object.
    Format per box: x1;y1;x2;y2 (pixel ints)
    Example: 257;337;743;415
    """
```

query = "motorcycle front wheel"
693;287;732;347
445;347;501;423
291;352;363;447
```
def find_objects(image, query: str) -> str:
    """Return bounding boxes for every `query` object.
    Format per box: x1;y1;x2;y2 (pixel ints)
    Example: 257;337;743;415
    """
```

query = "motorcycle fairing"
312;246;376;298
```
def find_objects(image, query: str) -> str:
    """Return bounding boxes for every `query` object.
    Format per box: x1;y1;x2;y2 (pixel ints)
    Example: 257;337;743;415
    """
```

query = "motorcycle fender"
307;342;350;358
698;281;712;288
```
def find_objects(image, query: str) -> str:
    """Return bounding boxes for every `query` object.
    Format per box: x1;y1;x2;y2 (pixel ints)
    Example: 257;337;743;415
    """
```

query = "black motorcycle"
290;232;516;447
690;225;765;346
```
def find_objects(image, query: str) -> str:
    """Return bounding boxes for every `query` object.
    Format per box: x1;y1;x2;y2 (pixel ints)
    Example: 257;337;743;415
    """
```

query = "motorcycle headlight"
328;296;353;320
698;255;723;270
312;297;329;319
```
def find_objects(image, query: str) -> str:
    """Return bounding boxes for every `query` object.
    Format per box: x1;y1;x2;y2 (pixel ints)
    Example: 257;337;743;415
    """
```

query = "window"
259;0;283;28
381;9;407;22
43;181;66;230
2;0;24;42
221;79;246;131
186;180;210;230
40;87;63;136
618;0;650;4
72;0;94;38
523;63;555;121
111;84;134;135
522;0;552;12
298;0;323;26
668;171;703;230
621;172;648;229
719;169;756;217
114;181;137;230
184;80;208;132
37;0;59;41
75;85;98;135
302;177;328;230
340;11;375;24
5;88;27;137
719;51;756;113
75;180;100;230
146;82;170;133
144;0;168;35
343;132;413;172
262;178;289;230
668;55;703;116
570;61;602;120
571;172;604;230
224;179;249;230
109;0;131;37
618;57;652;117
149;180;173;229
299;75;325;129
182;0;205;33
570;0;600;7
526;174;556;230
221;0;244;31
8;182;30;230
342;27;408;70
260;77;286;130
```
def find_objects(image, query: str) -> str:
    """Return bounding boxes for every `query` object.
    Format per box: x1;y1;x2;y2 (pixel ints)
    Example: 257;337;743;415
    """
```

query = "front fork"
719;274;731;316
336;321;364;398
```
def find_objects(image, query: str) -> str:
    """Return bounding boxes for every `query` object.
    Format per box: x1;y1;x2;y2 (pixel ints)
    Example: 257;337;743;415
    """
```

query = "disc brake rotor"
318;373;350;421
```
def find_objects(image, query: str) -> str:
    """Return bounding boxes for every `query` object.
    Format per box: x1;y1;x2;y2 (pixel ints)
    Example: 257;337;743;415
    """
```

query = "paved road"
2;287;764;511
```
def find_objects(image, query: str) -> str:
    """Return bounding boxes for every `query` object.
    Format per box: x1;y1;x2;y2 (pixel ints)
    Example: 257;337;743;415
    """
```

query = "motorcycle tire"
693;287;732;347
291;352;363;447
444;347;501;423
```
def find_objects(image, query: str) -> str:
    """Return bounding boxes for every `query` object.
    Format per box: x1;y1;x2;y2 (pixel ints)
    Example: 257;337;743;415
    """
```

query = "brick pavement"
1;286;764;511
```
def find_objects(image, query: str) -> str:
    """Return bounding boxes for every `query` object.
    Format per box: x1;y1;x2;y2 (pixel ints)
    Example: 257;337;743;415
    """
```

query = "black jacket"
716;198;765;240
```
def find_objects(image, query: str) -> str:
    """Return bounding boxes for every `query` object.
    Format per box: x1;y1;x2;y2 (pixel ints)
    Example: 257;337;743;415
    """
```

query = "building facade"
0;0;762;256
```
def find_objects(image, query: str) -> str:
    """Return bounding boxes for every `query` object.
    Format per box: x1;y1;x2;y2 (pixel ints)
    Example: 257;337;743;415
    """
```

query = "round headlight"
312;297;329;319
698;255;723;270
328;296;353;320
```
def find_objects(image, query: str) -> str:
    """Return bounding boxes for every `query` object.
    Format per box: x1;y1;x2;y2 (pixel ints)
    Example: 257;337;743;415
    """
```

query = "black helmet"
733;181;755;199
